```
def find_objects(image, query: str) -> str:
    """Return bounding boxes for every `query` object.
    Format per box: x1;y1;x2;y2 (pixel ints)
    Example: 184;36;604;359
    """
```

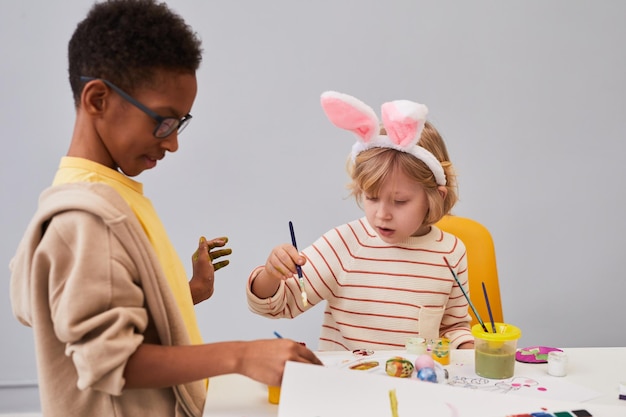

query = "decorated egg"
414;354;435;371
417;366;438;383
385;356;414;378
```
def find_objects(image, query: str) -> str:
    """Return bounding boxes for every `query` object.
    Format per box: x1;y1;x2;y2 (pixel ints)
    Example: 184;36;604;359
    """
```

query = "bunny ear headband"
320;91;446;186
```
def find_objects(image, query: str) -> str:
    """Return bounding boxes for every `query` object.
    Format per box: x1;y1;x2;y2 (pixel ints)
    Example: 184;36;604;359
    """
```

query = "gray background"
1;0;625;413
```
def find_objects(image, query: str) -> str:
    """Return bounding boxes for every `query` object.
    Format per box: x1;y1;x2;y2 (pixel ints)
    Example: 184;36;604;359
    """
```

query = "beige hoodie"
10;182;206;417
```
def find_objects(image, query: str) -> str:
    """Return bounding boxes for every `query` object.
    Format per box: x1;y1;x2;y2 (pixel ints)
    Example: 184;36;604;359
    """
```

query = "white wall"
2;0;625;412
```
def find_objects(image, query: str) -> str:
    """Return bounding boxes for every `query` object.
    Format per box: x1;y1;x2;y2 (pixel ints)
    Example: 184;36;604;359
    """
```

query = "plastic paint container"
429;338;451;366
268;385;281;404
267;341;306;404
472;322;522;379
405;337;427;355
547;350;568;377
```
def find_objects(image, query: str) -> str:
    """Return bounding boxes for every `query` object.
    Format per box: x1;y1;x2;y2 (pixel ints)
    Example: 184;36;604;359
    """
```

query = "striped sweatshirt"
247;217;473;351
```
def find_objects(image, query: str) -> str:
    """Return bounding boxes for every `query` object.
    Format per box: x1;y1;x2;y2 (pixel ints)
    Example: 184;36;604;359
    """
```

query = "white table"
538;347;626;405
203;347;626;416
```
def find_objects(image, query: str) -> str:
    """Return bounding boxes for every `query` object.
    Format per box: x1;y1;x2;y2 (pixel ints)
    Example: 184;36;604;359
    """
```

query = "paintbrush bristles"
300;286;308;307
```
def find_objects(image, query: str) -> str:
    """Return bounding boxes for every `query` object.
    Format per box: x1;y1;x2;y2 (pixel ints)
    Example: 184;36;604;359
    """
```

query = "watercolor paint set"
508;409;592;417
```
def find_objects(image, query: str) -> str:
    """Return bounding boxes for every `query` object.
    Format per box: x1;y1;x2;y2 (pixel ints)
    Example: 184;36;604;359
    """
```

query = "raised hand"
190;236;232;304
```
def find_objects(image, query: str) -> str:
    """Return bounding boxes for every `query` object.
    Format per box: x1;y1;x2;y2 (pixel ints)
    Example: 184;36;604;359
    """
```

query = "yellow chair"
435;215;503;328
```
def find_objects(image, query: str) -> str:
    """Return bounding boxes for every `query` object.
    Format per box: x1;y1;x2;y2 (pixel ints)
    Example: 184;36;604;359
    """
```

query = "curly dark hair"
68;0;203;106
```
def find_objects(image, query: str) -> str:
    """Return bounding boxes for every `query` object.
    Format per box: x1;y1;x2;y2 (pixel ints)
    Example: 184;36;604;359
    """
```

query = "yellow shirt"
53;156;203;346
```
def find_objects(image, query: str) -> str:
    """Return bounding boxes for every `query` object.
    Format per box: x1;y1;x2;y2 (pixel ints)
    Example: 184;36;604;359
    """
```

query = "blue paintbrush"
289;221;307;307
443;257;488;333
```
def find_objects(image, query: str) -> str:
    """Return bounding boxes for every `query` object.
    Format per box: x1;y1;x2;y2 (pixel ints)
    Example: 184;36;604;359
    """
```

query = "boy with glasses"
9;1;321;416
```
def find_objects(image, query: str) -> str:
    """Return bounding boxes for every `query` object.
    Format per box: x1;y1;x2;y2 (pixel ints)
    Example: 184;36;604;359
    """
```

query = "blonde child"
247;91;474;351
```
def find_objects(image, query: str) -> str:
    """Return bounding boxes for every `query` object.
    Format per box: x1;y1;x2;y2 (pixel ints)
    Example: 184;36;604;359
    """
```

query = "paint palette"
516;346;563;363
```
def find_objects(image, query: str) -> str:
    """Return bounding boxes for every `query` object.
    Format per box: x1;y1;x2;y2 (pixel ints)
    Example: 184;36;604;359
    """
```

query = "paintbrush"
289;221;307;307
481;282;497;333
443;256;489;333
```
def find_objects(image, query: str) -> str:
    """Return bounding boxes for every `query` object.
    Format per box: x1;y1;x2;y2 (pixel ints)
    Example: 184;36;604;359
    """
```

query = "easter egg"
417;366;438;383
385;356;414;378
414;354;435;371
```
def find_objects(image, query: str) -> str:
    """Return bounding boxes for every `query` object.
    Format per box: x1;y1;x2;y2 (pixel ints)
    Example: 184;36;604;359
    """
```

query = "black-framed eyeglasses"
80;76;192;138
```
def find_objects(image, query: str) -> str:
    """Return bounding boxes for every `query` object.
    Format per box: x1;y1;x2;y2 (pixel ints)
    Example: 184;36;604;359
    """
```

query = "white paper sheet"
278;361;624;417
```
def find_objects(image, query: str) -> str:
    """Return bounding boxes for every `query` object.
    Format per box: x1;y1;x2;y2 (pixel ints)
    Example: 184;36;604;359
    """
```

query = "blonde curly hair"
346;121;458;227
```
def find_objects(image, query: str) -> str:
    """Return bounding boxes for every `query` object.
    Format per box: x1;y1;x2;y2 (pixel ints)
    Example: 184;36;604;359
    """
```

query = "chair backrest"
435;215;503;328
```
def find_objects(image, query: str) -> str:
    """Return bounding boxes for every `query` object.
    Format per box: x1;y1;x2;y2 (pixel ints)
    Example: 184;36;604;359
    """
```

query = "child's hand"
238;338;323;386
190;236;232;304
264;243;305;280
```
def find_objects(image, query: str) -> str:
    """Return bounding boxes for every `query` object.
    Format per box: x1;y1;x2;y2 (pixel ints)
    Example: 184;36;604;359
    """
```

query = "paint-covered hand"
190;236;232;304
264;243;305;281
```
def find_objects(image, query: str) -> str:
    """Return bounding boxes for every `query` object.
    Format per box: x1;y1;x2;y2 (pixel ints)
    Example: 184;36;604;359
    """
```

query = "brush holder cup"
472;323;522;379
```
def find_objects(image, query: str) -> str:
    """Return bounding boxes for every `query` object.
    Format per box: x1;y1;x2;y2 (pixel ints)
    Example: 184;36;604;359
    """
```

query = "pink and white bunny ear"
320;91;379;143
320;91;446;186
381;100;428;148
